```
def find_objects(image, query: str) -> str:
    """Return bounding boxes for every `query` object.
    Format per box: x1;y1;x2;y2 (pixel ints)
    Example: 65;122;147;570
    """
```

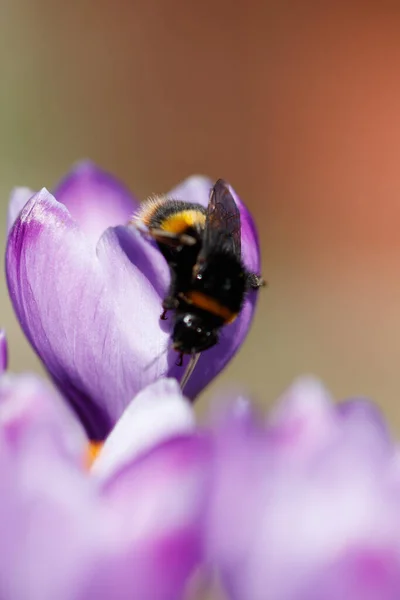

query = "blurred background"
2;1;400;438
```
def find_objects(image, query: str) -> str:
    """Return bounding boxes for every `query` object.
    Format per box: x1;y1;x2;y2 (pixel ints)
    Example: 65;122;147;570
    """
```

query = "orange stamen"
85;441;104;469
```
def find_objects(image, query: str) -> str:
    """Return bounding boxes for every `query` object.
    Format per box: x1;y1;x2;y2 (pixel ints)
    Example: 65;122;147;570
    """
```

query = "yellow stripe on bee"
160;210;206;235
182;291;238;323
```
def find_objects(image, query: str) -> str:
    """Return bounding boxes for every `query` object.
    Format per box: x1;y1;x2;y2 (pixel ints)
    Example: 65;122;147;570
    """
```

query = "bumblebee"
133;179;264;386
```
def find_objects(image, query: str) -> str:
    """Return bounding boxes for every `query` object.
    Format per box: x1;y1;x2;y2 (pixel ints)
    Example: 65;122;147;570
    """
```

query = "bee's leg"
151;229;197;247
175;352;184;367
129;220;196;246
246;273;267;290
160;268;180;320
160;296;179;320
147;227;197;247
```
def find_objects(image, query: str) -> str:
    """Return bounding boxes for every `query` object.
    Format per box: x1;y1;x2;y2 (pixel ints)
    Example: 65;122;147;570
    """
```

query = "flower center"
85;441;104;468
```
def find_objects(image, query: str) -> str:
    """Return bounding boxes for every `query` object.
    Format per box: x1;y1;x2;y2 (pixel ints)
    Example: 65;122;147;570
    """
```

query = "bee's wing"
198;179;241;261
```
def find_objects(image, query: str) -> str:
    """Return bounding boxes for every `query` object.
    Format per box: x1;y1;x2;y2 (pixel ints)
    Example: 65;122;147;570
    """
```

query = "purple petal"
0;330;7;374
7;186;35;232
6;189;173;439
54;161;138;245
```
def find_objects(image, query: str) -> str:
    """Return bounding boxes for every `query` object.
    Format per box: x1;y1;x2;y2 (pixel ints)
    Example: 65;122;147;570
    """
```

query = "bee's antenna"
180;353;201;392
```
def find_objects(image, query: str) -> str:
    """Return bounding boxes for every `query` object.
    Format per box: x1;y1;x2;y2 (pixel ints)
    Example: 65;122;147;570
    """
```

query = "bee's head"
172;313;218;354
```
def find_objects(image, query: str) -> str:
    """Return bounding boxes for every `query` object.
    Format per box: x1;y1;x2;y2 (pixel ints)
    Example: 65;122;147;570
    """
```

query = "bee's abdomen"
180;291;238;324
189;252;247;321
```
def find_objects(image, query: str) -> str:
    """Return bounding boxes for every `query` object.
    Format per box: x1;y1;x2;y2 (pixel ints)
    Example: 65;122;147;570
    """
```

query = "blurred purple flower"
207;378;400;600
0;369;210;600
0;330;7;374
2;322;400;600
6;162;260;440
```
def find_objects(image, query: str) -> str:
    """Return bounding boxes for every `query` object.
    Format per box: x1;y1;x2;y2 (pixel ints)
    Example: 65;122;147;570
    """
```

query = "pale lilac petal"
0;330;7;374
334;398;393;467
0;372;86;460
303;548;400;600
0;377;210;600
89;430;212;600
338;397;391;442
102;435;211;600
93;379;195;479
54;161;138;245
265;377;338;463
7;186;35;232
208;380;400;600
0;382;103;600
207;404;267;587
0;439;103;600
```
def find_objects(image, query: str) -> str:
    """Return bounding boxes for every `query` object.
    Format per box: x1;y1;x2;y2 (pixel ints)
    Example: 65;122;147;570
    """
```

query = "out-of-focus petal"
0;430;103;600
101;434;211;600
0;375;210;600
265;377;338;464
54;161;138;245
303;548;400;600
0;330;7;374
333;398;393;469
0;372;86;461
208;379;400;600
7;187;35;233
93;378;195;479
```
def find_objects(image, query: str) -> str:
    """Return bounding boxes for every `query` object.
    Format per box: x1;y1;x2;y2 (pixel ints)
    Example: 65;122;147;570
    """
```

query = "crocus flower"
6;162;261;440
0;353;210;600
207;378;400;600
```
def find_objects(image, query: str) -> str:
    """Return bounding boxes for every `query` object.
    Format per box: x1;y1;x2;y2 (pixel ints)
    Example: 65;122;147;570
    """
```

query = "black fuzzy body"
140;181;262;357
